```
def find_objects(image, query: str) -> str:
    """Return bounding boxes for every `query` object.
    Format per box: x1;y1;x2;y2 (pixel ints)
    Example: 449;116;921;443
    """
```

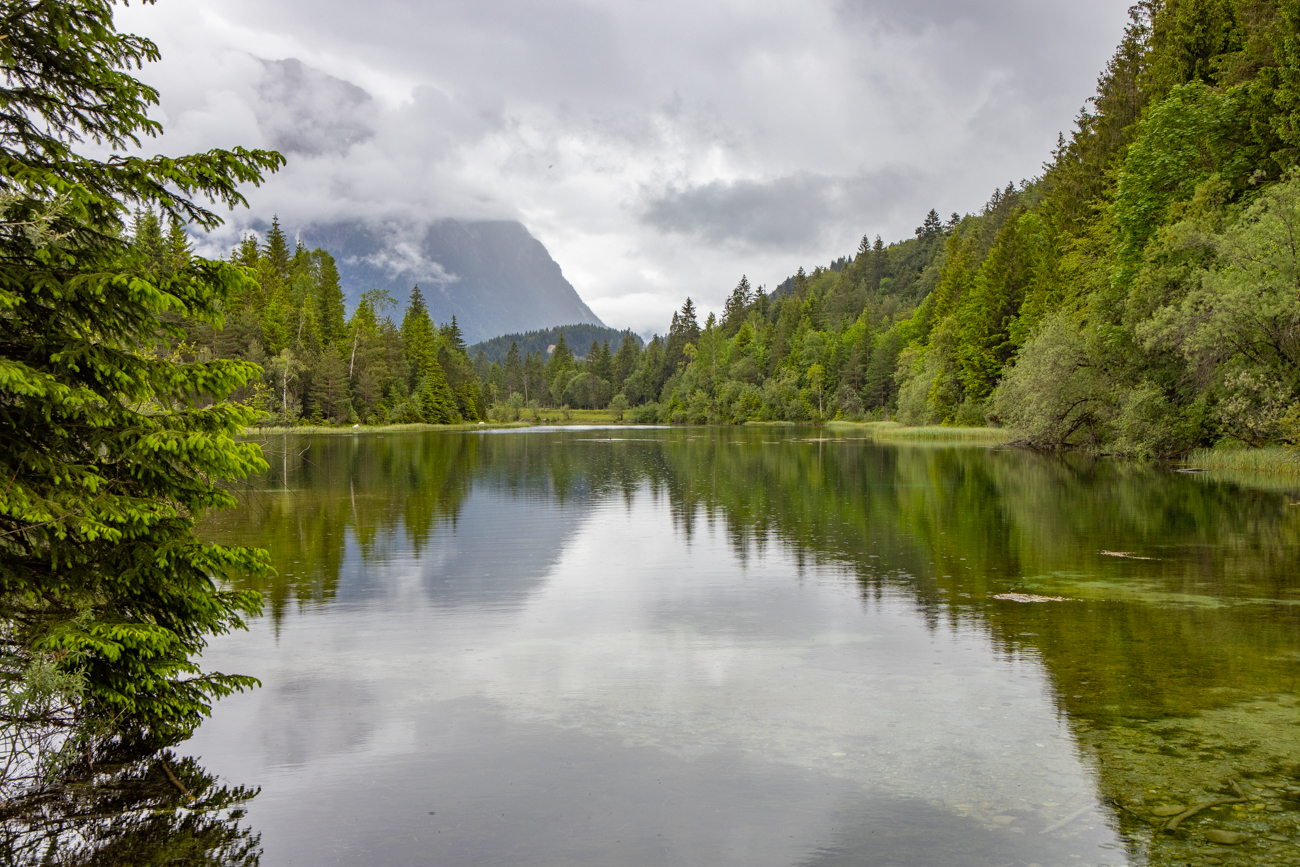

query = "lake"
182;426;1300;866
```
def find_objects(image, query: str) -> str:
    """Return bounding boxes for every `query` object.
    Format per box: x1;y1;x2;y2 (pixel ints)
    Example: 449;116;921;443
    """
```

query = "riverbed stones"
1205;829;1249;845
990;815;1016;825
1150;804;1187;817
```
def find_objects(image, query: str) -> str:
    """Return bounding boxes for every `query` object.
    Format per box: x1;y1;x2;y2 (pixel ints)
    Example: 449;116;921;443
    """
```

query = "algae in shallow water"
1080;694;1300;866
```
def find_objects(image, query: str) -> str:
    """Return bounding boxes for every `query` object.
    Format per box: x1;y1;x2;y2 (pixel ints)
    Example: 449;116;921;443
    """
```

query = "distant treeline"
163;0;1300;455
152;214;487;426
474;1;1300;454
470;324;642;364
469;224;944;422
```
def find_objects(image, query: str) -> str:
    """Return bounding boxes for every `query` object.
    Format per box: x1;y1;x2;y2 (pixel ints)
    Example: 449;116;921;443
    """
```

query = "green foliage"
612;0;1300;454
1112;81;1251;272
0;1;281;746
1142;173;1300;444
416;360;460;425
0;0;282;237
468;324;641;364
184;238;485;427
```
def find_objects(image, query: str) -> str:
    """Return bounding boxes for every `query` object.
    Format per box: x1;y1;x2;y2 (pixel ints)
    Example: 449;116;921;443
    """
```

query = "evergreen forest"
182;1;1300;457
609;0;1300;456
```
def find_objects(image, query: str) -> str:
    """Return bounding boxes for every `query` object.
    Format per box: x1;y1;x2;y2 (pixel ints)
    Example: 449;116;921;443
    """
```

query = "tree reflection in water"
0;737;258;866
203;429;1300;866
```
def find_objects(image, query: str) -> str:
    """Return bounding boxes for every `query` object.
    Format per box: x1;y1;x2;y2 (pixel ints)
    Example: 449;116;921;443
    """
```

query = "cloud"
355;240;459;287
116;0;1134;335
253;58;376;156
642;169;920;250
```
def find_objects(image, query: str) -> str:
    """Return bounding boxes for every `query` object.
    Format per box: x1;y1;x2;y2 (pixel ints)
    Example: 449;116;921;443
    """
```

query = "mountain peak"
291;218;604;343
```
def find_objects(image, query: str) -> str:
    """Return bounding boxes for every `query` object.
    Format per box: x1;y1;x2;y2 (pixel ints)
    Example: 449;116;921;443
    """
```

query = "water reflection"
0;739;259;866
190;428;1300;866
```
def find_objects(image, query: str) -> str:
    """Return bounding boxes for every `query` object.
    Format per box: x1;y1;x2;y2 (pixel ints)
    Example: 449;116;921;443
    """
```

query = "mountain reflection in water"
176;427;1300;866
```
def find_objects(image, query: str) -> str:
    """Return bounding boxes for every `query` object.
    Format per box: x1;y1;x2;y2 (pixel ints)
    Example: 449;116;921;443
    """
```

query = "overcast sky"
118;1;1133;335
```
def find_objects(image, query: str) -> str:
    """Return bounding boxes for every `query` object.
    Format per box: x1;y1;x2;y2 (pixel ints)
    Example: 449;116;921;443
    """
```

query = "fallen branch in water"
993;593;1074;603
1163;781;1248;832
1114;802;1162;827
1041;803;1094;835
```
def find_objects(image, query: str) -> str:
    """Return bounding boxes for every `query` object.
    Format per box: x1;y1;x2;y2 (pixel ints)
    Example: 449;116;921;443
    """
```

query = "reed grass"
243;421;529;436
1182;446;1300;476
827;421;1012;443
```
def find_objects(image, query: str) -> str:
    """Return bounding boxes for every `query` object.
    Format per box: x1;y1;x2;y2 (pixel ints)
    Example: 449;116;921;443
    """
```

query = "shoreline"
237;419;1300;479
823;420;1012;443
241;418;1014;442
242;421;532;435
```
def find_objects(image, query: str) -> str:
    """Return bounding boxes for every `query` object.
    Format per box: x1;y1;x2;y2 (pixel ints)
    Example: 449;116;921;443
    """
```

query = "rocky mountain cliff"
294;219;604;343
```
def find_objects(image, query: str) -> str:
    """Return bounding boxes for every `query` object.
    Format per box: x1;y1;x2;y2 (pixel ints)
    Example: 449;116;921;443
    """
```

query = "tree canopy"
0;0;284;765
466;0;1300;454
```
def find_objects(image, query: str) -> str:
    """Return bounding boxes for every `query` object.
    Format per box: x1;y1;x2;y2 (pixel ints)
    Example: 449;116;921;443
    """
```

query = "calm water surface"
184;427;1300;866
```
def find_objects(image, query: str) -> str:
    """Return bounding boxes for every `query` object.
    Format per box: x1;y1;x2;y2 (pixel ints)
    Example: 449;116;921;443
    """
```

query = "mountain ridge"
286;218;604;343
470;324;643;364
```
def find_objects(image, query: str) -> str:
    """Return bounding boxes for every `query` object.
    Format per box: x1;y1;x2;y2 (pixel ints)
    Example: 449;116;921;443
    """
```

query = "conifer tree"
0;0;283;743
312;249;345;346
401;286;436;383
547;334;574;403
442;316;466;353
591;340;613;382
503;341;524;397
261;215;291;289
232;233;260;269
132;208;164;269
164;218;191;275
917;209;944;239
679;297;700;342
524;350;547;404
722;277;752;332
418;360;460;424
611;333;639;390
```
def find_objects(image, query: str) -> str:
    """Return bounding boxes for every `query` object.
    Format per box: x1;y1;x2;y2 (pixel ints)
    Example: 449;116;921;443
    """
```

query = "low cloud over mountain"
294;219;603;344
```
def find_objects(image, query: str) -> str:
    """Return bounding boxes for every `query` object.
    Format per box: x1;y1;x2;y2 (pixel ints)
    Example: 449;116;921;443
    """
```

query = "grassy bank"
1173;446;1300;495
1182;446;1300;476
243;421;531;436
243;409;628;436
827;420;1013;443
244;417;1014;439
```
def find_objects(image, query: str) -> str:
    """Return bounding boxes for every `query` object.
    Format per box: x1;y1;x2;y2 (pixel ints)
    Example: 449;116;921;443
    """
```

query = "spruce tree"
611;333;639;390
442;315;466;353
679;297;700;343
503;341;524;397
131;208;164;269
591;340;613;382
547;334;574;404
261;215;291;289
312;249;345;346
401;286;436;384
0;0;282;744
722;277;752;332
164;217;191;275
418;360;460;424
524;350;547;404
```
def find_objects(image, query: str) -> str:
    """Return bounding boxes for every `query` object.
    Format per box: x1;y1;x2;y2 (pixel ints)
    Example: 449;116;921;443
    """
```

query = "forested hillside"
172;0;1300;454
470;324;641;364
296;218;606;343
156;214;486;425
468;0;1300;455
